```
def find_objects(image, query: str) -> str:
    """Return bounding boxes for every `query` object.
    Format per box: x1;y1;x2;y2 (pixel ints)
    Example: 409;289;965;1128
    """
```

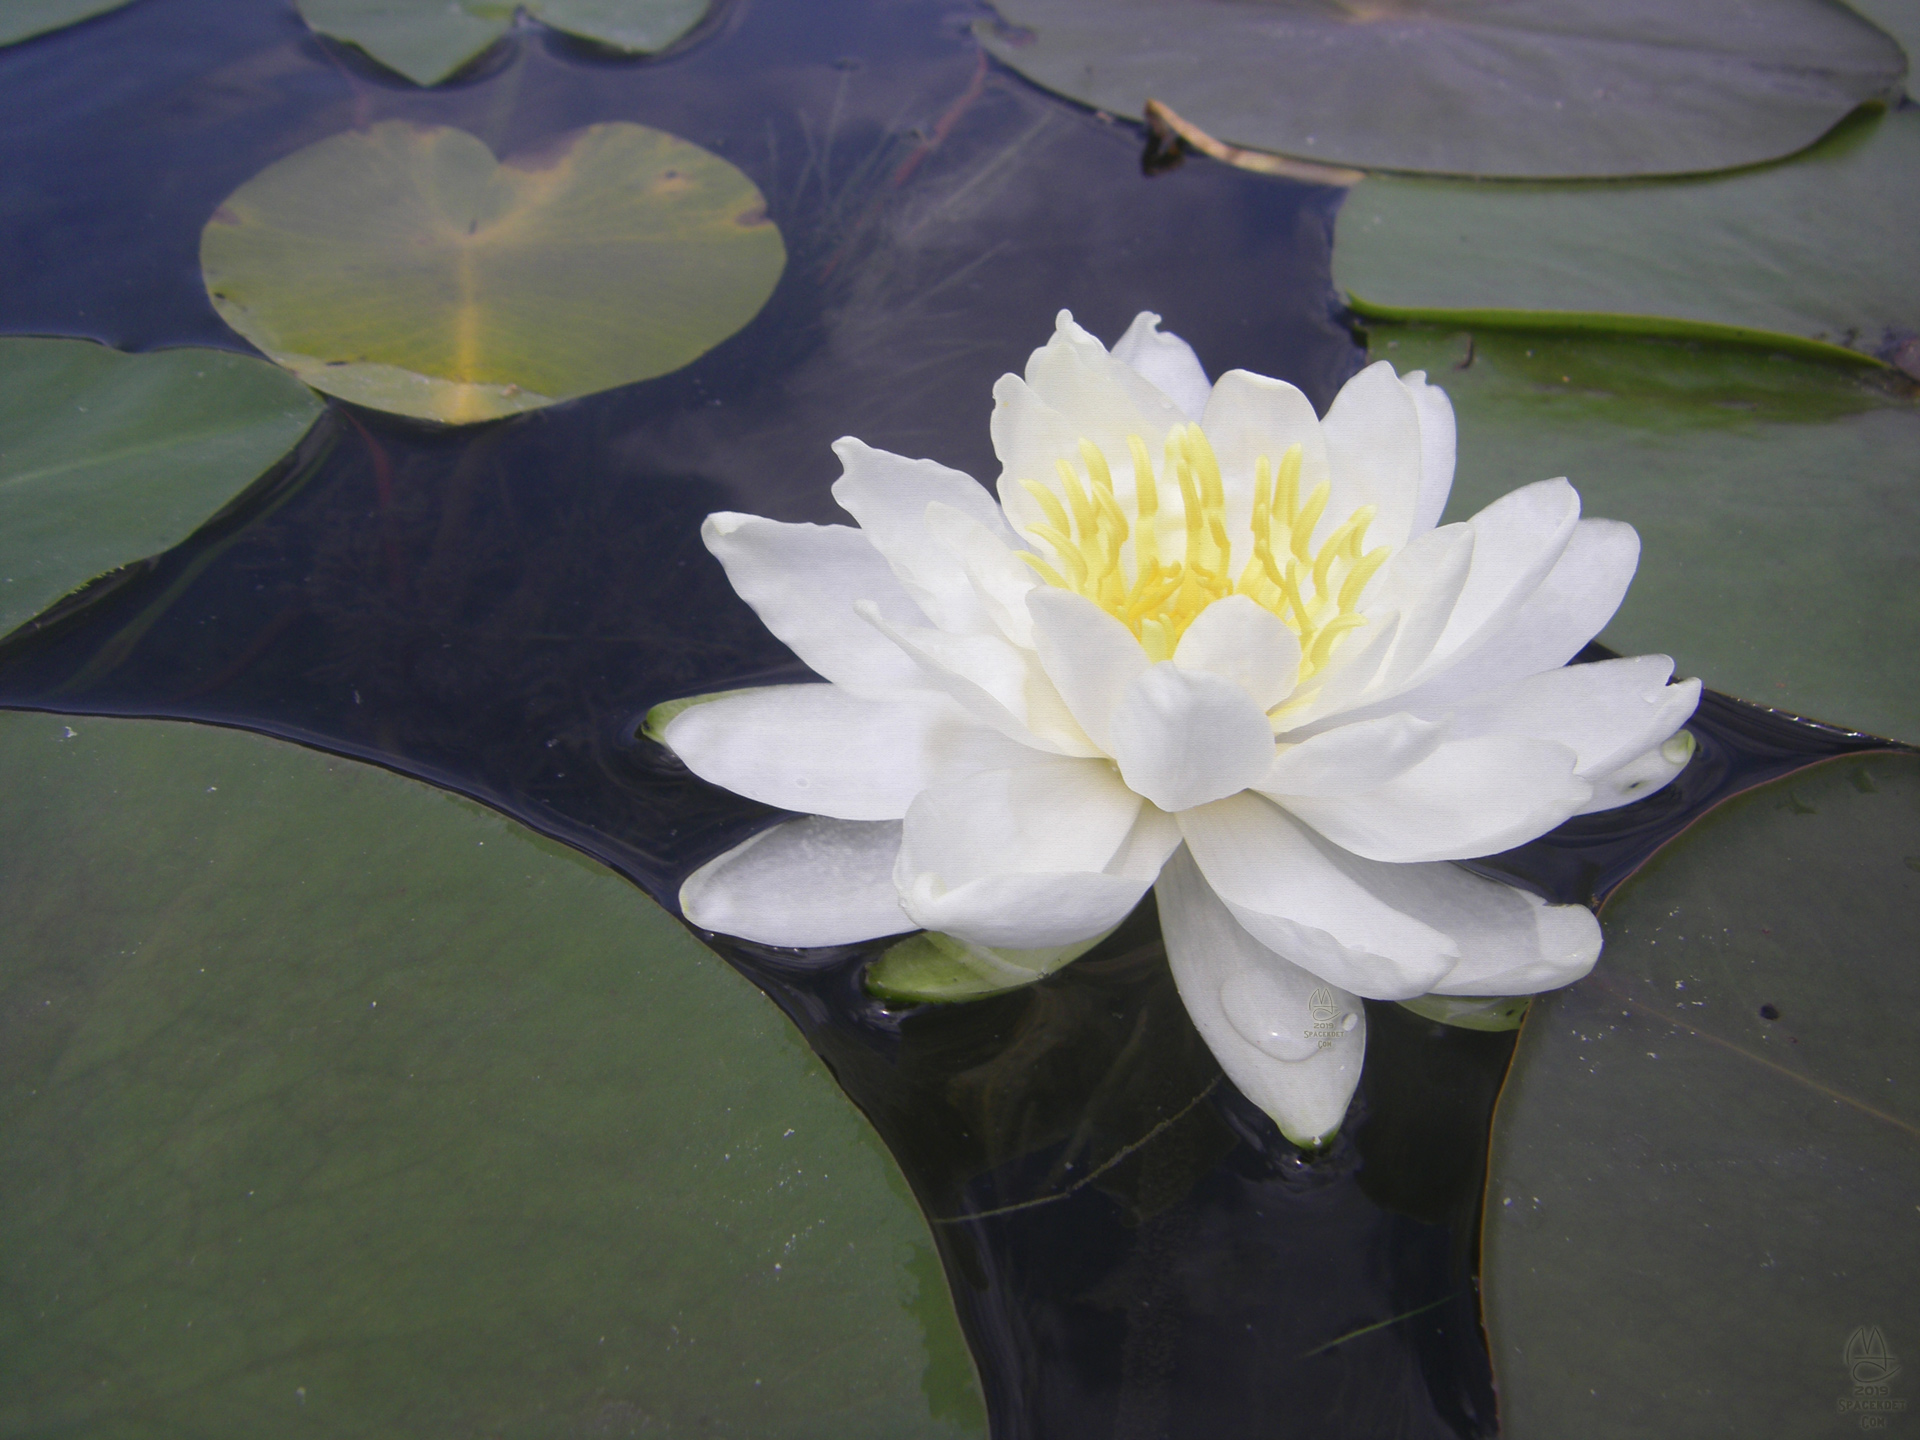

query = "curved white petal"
1320;360;1428;551
1578;730;1696;814
1179;793;1458;999
1157;848;1366;1148
1274;736;1591;863
1027;587;1148;751
924;502;1041;648
1259;712;1449;798
1200;369;1333;513
1332;523;1476;707
1421;879;1602;997
1111;311;1211;422
1108;663;1278;812
1437;655;1701;779
702;513;931;697
663;684;1046;821
1021;309;1191;461
895;760;1177;947
1422;478;1582;677
680;817;910;947
1172;595;1301;711
1403;369;1455;537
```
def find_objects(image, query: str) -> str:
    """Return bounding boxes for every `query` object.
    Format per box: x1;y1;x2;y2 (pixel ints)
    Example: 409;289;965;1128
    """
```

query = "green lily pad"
1482;753;1920;1438
295;0;709;87
1369;325;1920;743
201;121;785;424
0;712;984;1438
978;0;1905;179
867;929;1113;1004
1336;105;1920;358
1395;993;1531;1031
0;0;137;46
0;337;322;642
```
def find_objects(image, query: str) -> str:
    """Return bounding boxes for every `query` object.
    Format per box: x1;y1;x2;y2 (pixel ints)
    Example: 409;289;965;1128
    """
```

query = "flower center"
1017;423;1391;682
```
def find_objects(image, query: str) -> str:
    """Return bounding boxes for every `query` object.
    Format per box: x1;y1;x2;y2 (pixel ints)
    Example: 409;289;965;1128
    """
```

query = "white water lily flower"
665;311;1699;1146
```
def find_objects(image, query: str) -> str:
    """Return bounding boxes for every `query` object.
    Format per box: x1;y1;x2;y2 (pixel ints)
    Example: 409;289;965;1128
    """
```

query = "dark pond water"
0;0;1904;1435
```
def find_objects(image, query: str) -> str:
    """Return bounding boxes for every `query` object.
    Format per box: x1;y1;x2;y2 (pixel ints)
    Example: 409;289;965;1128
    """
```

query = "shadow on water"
0;0;1909;1436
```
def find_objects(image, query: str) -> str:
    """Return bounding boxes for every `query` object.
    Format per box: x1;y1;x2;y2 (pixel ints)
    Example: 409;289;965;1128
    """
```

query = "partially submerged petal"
680;817;911;948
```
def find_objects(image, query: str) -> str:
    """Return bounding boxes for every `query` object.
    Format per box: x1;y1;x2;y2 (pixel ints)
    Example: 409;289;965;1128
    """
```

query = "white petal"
895;760;1174;947
989;373;1085;537
1348;522;1477;701
1274;736;1591;863
1437;655;1701;779
1157;848;1366;1147
1420;879;1602;997
1022;309;1191;458
1200;369;1333;513
1111;311;1212;422
1259;712;1448;798
1180;793;1458;999
1402;369;1455;537
923;502;1041;648
1173;595;1301;711
702;513;931;697
680;817;911;947
1423;478;1582;676
1108;663;1278;812
857;601;1099;757
663;684;1046;821
1027;588;1148;751
1578;730;1696;814
1320;361;1428;551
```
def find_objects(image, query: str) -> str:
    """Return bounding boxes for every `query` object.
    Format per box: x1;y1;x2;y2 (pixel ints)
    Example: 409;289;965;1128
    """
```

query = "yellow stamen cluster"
1018;423;1391;686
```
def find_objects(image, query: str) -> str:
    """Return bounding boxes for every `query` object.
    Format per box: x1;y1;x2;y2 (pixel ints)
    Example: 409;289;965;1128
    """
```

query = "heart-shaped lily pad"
0;337;322;641
978;0;1906;179
1336;104;1920;360
1369;325;1920;744
201;121;785;424
0;711;984;1436
295;0;709;87
0;0;137;46
1483;753;1920;1437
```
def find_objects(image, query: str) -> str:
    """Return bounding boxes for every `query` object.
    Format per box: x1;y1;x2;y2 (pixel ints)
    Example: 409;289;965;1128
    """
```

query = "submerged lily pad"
295;0;709;87
1483;753;1920;1438
201;121;785;424
1370;326;1920;743
978;0;1905;179
0;712;984;1437
0;0;137;46
1336;105;1920;358
0;337;322;641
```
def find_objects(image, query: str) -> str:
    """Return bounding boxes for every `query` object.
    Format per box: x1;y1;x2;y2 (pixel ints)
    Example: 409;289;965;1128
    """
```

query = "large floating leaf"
295;0;709;87
0;337;322;641
1483;753;1920;1438
0;712;984;1438
1336;105;1920;358
0;0;137;46
1369;326;1920;743
978;0;1905;179
201;121;785;424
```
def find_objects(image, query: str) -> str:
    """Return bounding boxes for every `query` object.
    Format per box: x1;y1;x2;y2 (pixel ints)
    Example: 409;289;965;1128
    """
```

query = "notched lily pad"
0;0;137;46
295;0;710;87
1483;753;1920;1437
201;121;786;424
0;337;322;641
979;0;1906;179
1336;104;1920;360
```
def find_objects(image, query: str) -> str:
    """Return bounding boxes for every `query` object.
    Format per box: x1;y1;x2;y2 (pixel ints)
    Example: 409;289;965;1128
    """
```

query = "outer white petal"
1421;478;1582;677
1578;731;1697;814
1027;588;1148;751
829;438;1011;635
1172;595;1301;711
1437;655;1702;779
663;684;1047;821
1157;848;1366;1148
1111;311;1212;422
857;602;1099;757
1273;736;1591;863
680;817;911;947
1337;523;1476;705
924;502;1041;648
1402;369;1456;538
702;513;931;697
1418;877;1603;997
1107;663;1278;813
1259;713;1449;798
1179;793;1458;999
896;760;1178;947
1320;360;1428;551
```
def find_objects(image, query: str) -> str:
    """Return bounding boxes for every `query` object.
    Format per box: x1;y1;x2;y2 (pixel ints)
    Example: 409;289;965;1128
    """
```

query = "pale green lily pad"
1370;326;1920;743
1396;993;1531;1031
1483;753;1920;1438
868;929;1113;1004
1337;105;1920;358
201;121;785;424
0;337;322;641
0;0;137;46
0;712;984;1438
295;0;708;87
978;0;1905;179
